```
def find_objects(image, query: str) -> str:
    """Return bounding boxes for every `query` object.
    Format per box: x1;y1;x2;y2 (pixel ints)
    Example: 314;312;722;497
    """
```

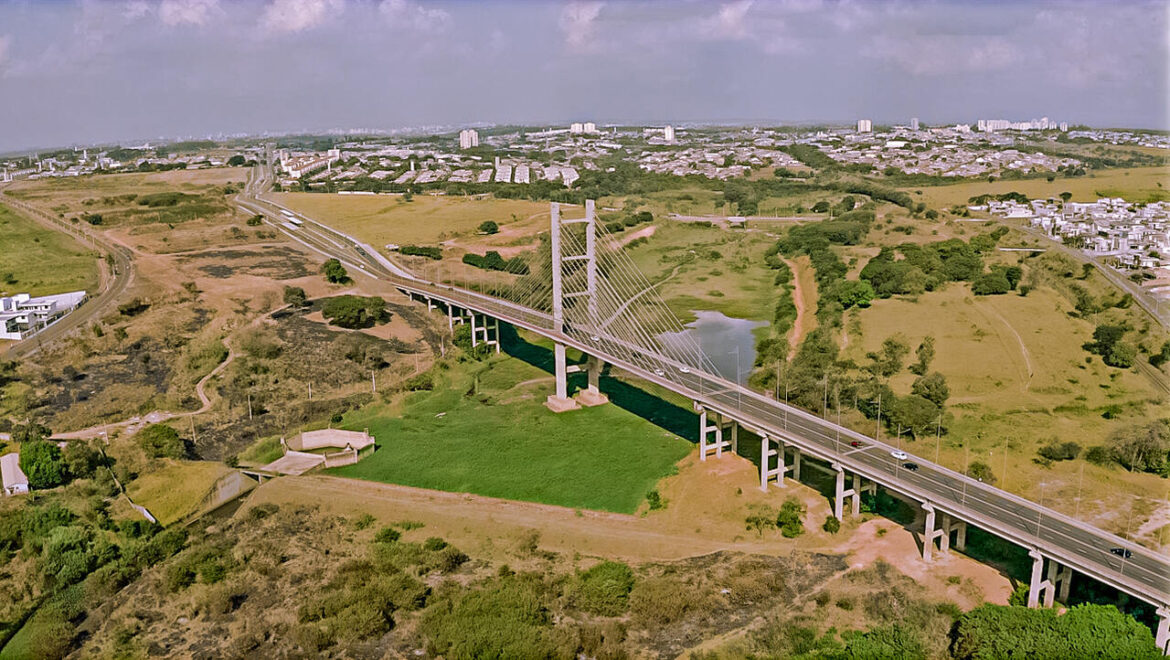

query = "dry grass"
269;193;549;247
906;166;1170;209
125;460;234;524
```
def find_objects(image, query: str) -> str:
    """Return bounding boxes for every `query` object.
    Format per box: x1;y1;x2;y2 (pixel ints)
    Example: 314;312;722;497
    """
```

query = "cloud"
158;0;221;26
699;0;754;41
378;0;450;32
864;33;1021;76
559;1;604;53
260;0;343;34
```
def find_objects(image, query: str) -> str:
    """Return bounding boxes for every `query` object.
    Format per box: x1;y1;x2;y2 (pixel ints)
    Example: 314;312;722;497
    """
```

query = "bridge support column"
949;519;967;552
760;434;789;490
790;447;802;481
832;467;873;520
922;503;946;562
1026;550;1071;608
1156;607;1169;655
576;355;609;407
698;407;731;461
545;343;579;412
730;421;738;455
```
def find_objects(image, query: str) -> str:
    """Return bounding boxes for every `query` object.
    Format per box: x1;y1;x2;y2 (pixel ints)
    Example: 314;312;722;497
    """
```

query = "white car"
590;335;601;342
890;450;909;460
653;368;665;376
679;366;691;374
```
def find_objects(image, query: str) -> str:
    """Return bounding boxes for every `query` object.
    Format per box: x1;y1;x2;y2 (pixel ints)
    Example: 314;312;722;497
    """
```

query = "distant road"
668;213;821;223
0;189;136;360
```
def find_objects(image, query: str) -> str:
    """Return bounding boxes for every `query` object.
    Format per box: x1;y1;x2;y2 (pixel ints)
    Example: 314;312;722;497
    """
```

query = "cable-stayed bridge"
237;183;1170;652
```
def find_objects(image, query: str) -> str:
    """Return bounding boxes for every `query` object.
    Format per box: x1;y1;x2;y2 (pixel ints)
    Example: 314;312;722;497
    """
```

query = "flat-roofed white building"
1;454;28;496
458;129;479;150
0;291;87;340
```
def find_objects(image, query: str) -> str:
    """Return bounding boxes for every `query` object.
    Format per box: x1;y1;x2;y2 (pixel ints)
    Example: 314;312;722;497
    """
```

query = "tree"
246;214;263;226
1104;341;1136;368
1003;266;1023;290
871;336;909;377
63;440;102;480
888;394;939;437
972;270;1011;295
910;336;935;375
11;422;52;444
478;220;499;235
1108;420;1170;473
745;504;778;537
20;440;68;489
911;372;949;407
321;258;350;284
137;424;185;459
836;280;875;309
1059;191;1073;202
283;286;308;308
227;155;246;166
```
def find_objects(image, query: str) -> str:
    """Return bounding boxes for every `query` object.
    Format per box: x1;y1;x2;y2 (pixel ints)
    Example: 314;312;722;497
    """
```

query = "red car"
850;441;863;448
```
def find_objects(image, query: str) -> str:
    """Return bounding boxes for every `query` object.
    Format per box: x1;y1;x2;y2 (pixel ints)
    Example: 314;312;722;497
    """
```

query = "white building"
458;129;480;150
857;119;873;133
664;125;675;143
570;122;597;134
0;291;87;340
910;117;920;131
583;122;596;133
1;454;28;496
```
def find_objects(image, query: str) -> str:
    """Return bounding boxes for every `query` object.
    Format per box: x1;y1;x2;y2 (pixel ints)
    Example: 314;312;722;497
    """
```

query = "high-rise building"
910;117;920;131
458;129;479;149
663;125;675;143
570;122;585;134
856;119;873;133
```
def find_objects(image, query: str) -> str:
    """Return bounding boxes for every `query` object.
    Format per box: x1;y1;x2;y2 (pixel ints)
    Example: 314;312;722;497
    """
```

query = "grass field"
622;221;777;323
907;166;1169;209
0;202;100;296
270;193;549;247
125;460;233;524
844;281;1168;534
327;353;692;513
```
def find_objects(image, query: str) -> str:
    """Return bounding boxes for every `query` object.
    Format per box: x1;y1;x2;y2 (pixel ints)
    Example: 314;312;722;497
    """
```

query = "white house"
0;291;87;340
1;453;28;496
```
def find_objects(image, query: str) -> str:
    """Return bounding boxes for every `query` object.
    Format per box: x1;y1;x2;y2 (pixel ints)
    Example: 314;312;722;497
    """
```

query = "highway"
0;189;135;360
233;175;1169;612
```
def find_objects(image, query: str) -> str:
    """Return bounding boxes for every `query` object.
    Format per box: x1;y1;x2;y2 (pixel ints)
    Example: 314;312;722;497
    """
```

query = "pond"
659;310;766;384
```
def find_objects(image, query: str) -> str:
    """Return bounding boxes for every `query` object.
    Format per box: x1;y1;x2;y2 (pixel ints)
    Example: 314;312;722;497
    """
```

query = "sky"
0;0;1167;152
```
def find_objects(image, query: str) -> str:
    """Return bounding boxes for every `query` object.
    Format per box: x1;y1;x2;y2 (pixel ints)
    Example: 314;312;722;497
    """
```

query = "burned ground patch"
179;246;313;280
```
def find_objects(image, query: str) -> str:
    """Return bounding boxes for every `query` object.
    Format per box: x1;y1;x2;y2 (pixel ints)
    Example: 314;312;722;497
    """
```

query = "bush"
572;561;635;616
478;220;499;234
629;576;707;625
374;527;401;543
645;489;664;510
972;270;1011;295
282;286;307;307
246;214;263;226
1084;445;1111;466
137;424;185;459
1037;441;1081;462
952;603;1160;660
399;245;442;260
321;295;389;329
777;497;805;538
966;461;997;485
822;515;841;534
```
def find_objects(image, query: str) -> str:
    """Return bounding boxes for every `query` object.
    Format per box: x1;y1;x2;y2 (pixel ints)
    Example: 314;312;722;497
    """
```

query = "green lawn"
327;355;692;513
0;203;100;296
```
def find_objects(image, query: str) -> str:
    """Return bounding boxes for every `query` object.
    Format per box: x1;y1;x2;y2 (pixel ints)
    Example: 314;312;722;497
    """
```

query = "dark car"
1110;547;1133;559
902;462;919;471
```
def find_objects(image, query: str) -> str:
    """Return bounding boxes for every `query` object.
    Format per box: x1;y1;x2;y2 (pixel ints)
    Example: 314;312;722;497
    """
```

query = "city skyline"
0;0;1167;151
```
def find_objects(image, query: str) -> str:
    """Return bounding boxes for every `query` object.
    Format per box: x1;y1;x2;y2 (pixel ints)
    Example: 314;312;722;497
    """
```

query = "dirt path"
609;224;657;249
784;257;818;360
973;299;1033;390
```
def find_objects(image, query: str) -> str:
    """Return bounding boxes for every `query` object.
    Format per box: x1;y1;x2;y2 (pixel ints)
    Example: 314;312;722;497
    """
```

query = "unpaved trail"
973;299;1033;390
784;257;817;360
609;224;657;249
